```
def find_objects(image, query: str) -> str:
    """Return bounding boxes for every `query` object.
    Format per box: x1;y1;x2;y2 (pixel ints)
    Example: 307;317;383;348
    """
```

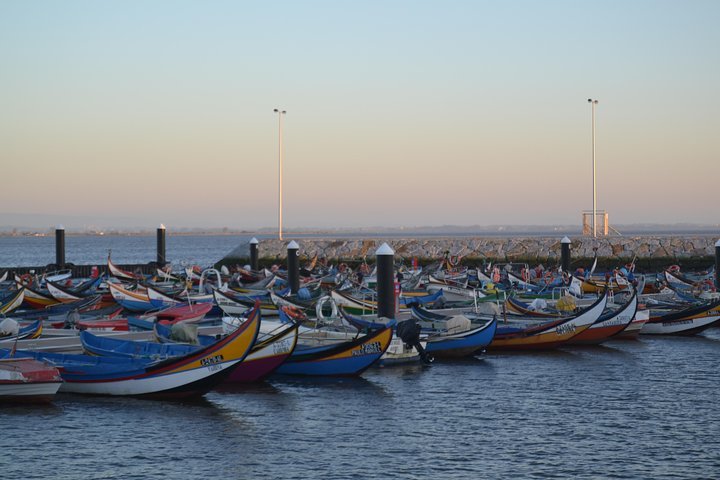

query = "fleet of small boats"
0;251;717;403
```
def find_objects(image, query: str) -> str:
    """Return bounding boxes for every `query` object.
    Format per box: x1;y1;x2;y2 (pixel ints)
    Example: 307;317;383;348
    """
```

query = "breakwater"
222;235;719;270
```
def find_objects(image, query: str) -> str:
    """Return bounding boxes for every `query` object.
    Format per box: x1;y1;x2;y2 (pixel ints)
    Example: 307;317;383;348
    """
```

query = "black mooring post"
715;239;720;289
287;240;299;294
156;224;167;266
250;237;259;271
561;236;571;274
376;242;395;319
55;225;65;268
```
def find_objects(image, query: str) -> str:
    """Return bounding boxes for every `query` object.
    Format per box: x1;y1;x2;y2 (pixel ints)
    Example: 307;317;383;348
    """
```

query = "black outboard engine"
396;319;433;365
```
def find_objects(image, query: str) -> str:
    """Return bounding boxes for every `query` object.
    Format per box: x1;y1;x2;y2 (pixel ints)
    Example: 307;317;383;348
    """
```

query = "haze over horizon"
2;1;718;230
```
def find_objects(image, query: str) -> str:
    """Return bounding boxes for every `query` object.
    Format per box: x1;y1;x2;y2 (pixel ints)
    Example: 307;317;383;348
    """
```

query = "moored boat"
640;299;720;335
2;304;261;398
0;356;63;403
488;289;609;350
567;288;638;344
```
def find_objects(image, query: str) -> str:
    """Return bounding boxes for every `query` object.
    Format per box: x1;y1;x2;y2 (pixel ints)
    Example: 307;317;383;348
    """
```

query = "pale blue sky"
1;1;718;230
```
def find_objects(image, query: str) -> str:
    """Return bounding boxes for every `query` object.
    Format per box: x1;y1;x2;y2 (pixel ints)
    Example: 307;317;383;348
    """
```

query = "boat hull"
276;327;392;376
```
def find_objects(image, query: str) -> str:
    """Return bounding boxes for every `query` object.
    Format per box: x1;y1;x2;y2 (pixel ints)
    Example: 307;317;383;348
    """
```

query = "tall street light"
274;108;286;240
588;98;598;238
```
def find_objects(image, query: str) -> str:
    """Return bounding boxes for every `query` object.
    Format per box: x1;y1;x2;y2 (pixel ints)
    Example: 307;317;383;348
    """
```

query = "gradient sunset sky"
1;1;718;230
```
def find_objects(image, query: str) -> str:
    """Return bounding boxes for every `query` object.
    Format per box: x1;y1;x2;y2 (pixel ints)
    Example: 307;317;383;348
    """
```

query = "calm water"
0;234;247;268
2;236;719;479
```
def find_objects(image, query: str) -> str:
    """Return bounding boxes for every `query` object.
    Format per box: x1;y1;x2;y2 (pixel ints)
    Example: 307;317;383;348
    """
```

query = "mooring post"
157;224;166;266
250;237;259;271
561;236;571;274
55;225;65;268
376;242;395;319
287;240;299;294
715;239;720;289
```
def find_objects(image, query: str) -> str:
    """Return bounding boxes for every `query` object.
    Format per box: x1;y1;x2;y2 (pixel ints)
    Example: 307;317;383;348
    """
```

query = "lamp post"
274;108;286;240
588;98;598;238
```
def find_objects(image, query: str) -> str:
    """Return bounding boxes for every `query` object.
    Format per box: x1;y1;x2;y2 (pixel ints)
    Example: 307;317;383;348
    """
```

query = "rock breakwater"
222;235;719;266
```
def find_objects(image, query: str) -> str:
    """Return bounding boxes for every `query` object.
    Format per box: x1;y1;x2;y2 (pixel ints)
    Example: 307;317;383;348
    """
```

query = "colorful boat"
0;288;25;315
107;255;145;281
567;288;638;344
342;305;497;358
274;323;393;376
0;357;63;403
107;282;154;312
0;320;44;341
17;283;61;310
88;318;300;383
488;289;608;350
614;308;649;339
3;305;261;398
641;299;720;335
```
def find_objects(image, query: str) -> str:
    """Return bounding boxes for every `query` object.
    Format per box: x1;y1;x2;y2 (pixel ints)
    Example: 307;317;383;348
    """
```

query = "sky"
1;0;718;231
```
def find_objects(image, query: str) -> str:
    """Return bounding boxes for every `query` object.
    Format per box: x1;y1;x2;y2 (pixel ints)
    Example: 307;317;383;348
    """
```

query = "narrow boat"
274;322;394;376
567;288;638;344
45;276;104;303
342;306;497;358
0;356;63;403
107;282;155;312
108;255;145;281
2;305;261;398
488;289;608;350
614;308;649;339
213;288;278;316
0;288;25;315
640;299;720;335
17;283;61;309
141;302;214;325
0;319;44;341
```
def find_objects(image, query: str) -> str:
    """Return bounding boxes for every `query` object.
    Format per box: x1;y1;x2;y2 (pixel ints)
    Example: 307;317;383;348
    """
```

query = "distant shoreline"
1;226;718;238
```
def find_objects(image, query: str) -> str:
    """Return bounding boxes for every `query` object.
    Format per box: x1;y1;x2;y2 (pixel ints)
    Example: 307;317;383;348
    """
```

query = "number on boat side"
352;342;382;356
555;324;576;336
272;339;292;355
201;354;225;371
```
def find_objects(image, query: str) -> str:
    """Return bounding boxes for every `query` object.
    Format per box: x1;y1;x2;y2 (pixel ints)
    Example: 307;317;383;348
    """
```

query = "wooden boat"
640;299;720;335
17;283;61;309
0;320;44;341
0;288;25;315
213;289;278;316
273;321;394;376
342;306;497;358
143;302;214;325
45;276;104;303
488;289;608;350
3;304;261;398
107;282;155;312
567;288;638;344
146;284;184;309
107;255;145;281
614;308;649;339
579;276;628;294
89;318;300;383
329;288;446;316
0;356;63;403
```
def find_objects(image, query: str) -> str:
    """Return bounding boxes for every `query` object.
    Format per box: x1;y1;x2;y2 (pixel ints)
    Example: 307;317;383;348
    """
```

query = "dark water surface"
2;236;719;479
3;332;719;479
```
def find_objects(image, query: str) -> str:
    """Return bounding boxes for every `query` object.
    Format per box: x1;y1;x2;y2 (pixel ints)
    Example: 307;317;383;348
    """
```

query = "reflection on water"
2;333;719;480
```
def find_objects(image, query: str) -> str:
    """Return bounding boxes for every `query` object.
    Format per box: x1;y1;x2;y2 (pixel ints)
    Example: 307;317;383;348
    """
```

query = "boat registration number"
555;324;576;336
272;339;292;355
201;354;225;371
352;342;382;356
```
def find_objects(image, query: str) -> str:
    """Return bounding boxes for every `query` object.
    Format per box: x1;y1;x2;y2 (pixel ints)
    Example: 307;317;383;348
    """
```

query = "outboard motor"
396;319;433;365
